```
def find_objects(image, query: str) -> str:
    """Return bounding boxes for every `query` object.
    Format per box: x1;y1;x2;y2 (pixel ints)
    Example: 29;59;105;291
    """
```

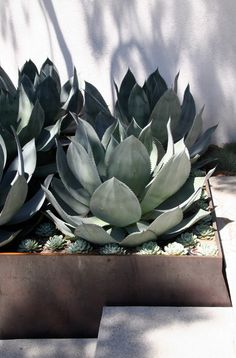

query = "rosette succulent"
194;224;215;240
136;241;162;255
66;238;93;254
44;235;67;252
0;130;51;247
35;222;57;237
99;243;127;255
193;242;218;256
43;115;213;248
0;59;83;175
164;242;188;256
176;232;198;248
84;68;217;165
18;239;42;253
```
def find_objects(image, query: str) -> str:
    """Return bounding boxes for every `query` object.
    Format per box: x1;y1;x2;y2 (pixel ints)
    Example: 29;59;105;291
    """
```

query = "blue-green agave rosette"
42;115;213;247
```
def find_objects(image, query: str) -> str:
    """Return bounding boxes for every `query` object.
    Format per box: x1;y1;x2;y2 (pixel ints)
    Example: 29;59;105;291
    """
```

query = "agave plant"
0;130;51;247
42;115;213;248
0;59;83;175
84;68;217;165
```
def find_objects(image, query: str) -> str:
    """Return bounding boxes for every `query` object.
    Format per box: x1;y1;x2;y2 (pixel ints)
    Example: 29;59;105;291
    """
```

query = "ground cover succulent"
35;222;57;237
18;238;42;253
176;232;198;248
44;234;67;252
99;243;127;255
192;242;218;256
43;115;213;248
164;242;188;255
66;238;93;254
136;241;162;255
84;68;217;165
194;223;215;240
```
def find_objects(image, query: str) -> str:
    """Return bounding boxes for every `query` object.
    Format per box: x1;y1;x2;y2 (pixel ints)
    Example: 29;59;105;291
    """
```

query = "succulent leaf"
150;89;181;144
128;84;150;127
90;177;142;227
143;68;168;111
107;136;151;196
66;139;102;195
75;224;116;245
141;147;191;214
185;106;204;149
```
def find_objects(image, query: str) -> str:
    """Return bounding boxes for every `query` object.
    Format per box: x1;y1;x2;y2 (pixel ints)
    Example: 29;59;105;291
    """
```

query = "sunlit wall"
1;0;236;144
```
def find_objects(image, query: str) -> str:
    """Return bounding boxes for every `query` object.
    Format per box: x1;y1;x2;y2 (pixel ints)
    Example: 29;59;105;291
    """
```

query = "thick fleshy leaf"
101;120;118;148
150;89;181;144
9;175;52;224
0;135;7;182
90;178;142;227
40;58;61;94
159;176;205;210
73;115;105;166
36;118;62;151
66;140;102;195
173;85;196;141
128;84;150;127
127;118;142;137
0;175;28;225
104;135;119;166
95;112;116;139
174;72;180;94
17;85;34;132
42;185;83;227
121;230;157;247
121;207;183;247
0;228;21;248
37;76;60;125
51;177;89;216
107;136;151;196
185;106;204;149
154;119;174;174
20;74;35;102
141;148;191;214
115;69;136;119
2;139;36;186
143;68;168;111
84;81;110;118
190;125;218;158
46;210;75;237
56;141;90;205
162;209;210;239
20;60;39;84
0;67;16;95
75;224;116;245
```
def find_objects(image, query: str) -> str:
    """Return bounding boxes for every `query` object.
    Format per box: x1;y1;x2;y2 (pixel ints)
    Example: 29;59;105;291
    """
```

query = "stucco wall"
1;0;236;144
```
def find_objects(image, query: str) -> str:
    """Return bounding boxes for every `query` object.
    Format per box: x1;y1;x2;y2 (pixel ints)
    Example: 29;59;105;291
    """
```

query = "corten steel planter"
0;183;231;339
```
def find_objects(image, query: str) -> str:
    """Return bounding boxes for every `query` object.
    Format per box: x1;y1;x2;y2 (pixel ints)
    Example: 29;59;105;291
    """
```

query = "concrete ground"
0;176;236;357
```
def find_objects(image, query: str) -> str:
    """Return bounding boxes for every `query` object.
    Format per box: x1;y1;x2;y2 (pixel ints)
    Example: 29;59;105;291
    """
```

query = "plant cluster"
0;60;218;255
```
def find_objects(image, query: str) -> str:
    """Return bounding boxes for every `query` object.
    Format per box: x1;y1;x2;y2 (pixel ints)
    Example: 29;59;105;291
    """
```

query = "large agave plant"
0;130;51;247
43;115;213;247
0;59;83;175
84;68;217;166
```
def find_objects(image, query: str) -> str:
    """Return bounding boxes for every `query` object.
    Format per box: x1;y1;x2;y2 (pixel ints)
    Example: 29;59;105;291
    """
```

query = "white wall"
1;0;236;144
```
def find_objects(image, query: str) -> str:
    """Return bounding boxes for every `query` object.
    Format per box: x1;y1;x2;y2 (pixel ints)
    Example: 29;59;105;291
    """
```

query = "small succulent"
44;235;67;252
35;222;57;237
176;232;198;248
194;224;215;240
197;199;209;210
164;242;188;256
99;243;127;255
199;214;212;225
66;239;93;254
192;242;218;256
18;239;42;253
136;241;162;255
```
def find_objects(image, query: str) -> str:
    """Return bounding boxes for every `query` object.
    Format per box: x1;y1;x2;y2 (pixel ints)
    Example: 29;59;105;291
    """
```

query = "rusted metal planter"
0;186;231;339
